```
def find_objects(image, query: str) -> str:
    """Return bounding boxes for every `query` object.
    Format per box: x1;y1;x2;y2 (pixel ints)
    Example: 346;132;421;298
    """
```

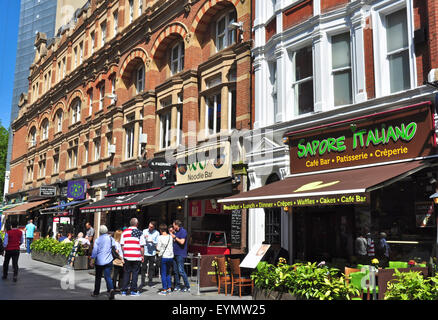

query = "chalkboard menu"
231;209;242;247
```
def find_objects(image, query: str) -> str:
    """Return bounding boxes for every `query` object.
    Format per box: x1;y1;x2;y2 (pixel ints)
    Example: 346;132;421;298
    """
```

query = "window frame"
125;124;135;159
205;92;222;135
215;10;237;52
290;44;314;116
330;31;353;107
170;42;184;75
135;64;145;94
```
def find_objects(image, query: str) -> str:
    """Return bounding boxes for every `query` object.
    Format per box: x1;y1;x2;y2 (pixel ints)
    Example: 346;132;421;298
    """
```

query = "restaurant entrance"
294;206;356;263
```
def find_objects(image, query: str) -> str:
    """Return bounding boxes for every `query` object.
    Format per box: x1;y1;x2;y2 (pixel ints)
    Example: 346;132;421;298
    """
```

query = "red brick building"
7;0;252;247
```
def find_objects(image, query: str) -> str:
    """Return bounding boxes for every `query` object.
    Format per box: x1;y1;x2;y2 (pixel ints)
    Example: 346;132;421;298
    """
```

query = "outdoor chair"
344;267;360;285
216;256;232;295
229;258;254;298
388;261;408;269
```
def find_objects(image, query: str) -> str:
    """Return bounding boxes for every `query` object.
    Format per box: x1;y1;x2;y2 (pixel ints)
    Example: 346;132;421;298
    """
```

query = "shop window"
386;9;410;93
291;46;313;115
331;32;352;106
265;174;281;245
216;10;237;52
171;42;184;75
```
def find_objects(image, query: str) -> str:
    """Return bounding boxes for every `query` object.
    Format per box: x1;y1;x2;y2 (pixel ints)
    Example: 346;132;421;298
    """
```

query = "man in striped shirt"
120;218;145;296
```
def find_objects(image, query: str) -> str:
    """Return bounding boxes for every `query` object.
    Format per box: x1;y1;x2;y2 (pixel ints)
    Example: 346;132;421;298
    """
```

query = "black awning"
80;187;169;213
139;178;232;206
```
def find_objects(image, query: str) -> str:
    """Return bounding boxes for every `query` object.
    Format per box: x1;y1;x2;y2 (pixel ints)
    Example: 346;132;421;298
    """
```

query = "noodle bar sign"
286;102;436;174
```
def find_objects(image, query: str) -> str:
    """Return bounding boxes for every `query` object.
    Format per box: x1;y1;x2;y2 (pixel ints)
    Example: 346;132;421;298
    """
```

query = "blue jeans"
122;260;141;292
94;263;114;295
26;238;33;253
173;255;190;289
160;257;173;290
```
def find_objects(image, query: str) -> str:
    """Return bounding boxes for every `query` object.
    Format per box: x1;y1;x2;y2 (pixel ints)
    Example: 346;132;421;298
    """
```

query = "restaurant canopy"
3;199;51;216
139;177;232;206
80;187;169;213
40;199;93;215
218;160;431;209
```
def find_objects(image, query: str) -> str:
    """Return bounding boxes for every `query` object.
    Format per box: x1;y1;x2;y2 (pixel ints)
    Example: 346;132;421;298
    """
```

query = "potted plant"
251;259;360;300
384;269;437;300
30;238;87;269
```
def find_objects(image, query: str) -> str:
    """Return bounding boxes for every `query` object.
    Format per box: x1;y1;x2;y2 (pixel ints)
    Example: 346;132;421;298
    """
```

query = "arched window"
55;109;63;133
41;119;49;140
170;42;184;75
71;99;81;124
29;127;36;147
215;9;237;52
135;64;145;94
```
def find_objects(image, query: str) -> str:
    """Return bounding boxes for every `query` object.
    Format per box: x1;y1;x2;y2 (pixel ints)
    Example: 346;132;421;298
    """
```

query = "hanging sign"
67;180;86;200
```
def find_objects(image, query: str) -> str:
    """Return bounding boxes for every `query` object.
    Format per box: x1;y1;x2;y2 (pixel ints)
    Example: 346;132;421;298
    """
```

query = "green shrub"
30;238;85;257
385;269;438;300
251;260;360;300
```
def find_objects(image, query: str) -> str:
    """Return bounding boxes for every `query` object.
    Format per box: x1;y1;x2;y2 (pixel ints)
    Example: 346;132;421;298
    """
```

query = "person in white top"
156;224;174;295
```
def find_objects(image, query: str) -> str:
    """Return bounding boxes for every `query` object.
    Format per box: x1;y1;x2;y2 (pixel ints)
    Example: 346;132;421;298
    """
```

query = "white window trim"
101;22;107;47
42;121;49;140
371;0;416;97
129;0;134;23
113;11;118;36
160;112;171;150
136;65;144;94
99;83;105;110
94;139;101;161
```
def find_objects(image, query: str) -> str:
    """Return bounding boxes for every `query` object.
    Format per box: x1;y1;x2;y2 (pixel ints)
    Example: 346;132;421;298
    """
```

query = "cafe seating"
344;267;360;285
229;258;254;298
388;261;408;269
216;256;232;295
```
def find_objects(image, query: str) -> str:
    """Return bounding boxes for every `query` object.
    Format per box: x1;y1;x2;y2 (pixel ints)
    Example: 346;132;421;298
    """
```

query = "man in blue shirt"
25;220;37;254
171;220;190;292
141;221;159;288
90;225;115;300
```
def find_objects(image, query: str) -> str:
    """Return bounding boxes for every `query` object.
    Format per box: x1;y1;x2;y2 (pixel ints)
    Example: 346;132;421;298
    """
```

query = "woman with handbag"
90;225;116;300
112;230;124;291
156;224;174;296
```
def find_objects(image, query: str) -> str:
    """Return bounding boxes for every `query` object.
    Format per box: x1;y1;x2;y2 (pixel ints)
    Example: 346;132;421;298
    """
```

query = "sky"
0;0;20;130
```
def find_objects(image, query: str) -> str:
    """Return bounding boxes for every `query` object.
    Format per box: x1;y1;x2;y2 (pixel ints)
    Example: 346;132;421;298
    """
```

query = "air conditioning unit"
139;133;148;144
108;144;116;154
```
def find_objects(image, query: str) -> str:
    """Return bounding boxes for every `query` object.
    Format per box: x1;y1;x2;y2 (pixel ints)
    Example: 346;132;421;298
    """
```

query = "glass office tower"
5;0;57;196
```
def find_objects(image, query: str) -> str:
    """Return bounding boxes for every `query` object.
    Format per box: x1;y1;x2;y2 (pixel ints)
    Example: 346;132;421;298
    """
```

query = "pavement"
0;252;252;301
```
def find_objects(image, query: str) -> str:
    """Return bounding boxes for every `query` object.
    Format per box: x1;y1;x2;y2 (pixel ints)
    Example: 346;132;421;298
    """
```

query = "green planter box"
31;250;88;270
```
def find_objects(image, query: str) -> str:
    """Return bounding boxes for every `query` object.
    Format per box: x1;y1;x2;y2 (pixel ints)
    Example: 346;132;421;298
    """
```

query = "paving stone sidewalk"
0;253;252;301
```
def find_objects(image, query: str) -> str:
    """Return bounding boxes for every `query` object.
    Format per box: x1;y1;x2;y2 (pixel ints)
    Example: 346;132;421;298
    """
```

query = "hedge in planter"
30;238;86;258
384;269;438;300
251;259;360;300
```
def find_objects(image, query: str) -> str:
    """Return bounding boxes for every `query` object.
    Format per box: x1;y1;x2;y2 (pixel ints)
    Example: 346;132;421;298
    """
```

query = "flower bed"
30;238;88;270
251;259;360;300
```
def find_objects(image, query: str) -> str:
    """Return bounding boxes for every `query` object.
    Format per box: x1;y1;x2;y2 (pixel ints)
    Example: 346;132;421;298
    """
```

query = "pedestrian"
90;225;116;300
376;232;390;268
77;232;90;246
112;230;124;291
157;224;174;295
141;220;159;288
355;230;368;265
85;222;95;242
62;233;73;243
120;218;145;296
171;220;190;292
2;221;24;282
25;219;37;254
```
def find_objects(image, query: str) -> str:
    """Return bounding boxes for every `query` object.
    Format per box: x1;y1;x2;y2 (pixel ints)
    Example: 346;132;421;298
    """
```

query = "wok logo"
294;181;340;192
178;154;225;175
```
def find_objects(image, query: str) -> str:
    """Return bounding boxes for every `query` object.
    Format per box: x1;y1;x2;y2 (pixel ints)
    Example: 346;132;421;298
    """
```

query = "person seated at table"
57;233;66;242
62;233;73;243
77;232;90;246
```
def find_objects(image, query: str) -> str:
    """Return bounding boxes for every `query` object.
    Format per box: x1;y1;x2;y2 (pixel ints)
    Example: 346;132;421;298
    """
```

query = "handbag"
110;237;122;260
157;235;172;257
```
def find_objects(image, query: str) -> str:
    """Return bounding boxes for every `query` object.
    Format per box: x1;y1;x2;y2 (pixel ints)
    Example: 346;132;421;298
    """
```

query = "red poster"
189;200;202;217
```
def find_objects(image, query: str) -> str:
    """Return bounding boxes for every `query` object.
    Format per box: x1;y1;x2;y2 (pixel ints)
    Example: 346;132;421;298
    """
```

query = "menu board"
231;209;242;247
